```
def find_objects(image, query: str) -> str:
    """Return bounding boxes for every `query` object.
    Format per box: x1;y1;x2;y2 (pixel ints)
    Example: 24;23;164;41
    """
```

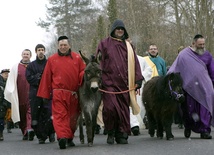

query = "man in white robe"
130;55;152;135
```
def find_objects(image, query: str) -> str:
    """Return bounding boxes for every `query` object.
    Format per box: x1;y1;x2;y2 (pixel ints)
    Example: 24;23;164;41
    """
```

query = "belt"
53;89;78;98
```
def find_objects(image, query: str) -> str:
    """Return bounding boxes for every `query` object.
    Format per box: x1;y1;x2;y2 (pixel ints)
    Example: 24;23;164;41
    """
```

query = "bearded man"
168;34;214;139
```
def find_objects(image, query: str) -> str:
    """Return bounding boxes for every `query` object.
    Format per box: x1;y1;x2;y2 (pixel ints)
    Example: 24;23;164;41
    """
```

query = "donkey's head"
167;72;185;103
79;51;102;93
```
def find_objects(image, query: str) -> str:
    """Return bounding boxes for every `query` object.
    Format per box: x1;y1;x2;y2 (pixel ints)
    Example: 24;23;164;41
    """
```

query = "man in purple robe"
96;19;143;144
168;34;214;139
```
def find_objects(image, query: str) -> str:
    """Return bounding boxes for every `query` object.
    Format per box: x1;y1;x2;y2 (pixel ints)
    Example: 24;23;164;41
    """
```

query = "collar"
149;53;158;58
20;60;30;67
111;36;123;42
36;56;47;64
58;49;72;58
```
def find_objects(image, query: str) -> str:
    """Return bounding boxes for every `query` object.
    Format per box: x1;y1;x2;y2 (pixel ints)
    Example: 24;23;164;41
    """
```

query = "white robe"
4;63;20;123
130;55;152;129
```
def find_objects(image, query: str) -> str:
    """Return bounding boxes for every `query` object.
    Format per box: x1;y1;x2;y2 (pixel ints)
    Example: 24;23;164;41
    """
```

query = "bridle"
168;80;184;101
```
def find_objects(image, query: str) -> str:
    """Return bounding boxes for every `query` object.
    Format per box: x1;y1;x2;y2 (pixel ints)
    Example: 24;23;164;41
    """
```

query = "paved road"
1;125;214;155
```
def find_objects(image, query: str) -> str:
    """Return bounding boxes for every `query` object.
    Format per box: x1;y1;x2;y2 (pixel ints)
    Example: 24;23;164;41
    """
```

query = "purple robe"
97;37;142;134
168;47;214;133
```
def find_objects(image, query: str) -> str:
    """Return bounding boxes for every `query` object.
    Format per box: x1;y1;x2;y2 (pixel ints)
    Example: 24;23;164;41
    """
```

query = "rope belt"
98;87;135;94
53;88;78;98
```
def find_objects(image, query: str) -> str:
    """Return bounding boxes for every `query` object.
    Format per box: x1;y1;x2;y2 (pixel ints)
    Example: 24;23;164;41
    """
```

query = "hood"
110;19;129;40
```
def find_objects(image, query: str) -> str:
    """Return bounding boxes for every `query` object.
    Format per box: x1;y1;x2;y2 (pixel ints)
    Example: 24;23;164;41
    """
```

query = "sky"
0;0;49;71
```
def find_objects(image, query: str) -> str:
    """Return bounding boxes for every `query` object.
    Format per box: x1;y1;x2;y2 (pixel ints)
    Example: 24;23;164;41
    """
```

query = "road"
1;125;214;155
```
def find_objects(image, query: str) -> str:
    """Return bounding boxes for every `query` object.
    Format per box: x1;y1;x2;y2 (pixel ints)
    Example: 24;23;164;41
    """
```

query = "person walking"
37;36;85;149
96;19;143;144
168;34;214;139
4;49;35;141
26;44;55;144
0;69;13;135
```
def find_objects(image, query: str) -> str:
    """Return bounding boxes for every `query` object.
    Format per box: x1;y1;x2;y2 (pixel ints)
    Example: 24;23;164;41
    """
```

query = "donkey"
142;73;185;140
78;51;102;147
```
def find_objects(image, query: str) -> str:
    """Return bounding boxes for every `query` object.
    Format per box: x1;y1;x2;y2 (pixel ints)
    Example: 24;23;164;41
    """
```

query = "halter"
168;80;184;101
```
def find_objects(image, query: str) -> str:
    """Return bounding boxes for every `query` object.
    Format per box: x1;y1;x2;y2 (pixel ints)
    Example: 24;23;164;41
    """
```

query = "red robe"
37;52;85;139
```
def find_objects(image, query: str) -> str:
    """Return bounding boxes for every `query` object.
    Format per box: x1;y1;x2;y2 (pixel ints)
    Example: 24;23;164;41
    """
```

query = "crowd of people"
0;19;214;150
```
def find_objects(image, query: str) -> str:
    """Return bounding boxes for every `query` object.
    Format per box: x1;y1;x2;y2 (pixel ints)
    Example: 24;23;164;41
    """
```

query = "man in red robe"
37;36;85;149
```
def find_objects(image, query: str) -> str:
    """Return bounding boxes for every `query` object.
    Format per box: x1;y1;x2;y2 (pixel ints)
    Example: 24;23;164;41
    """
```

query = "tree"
37;0;99;51
107;0;118;27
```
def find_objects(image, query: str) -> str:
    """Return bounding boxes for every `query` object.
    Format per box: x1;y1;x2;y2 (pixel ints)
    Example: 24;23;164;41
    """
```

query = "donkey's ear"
79;50;89;65
96;52;102;64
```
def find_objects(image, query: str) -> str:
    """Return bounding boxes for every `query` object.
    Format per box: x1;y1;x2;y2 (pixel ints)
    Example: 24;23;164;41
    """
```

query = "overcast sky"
0;0;48;71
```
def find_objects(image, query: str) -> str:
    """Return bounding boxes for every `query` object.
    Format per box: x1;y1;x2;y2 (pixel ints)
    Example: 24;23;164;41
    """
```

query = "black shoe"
107;135;114;144
131;126;140;136
103;128;108;135
7;129;12;133
39;139;45;144
184;128;191;138
67;139;75;147
0;131;4;141
200;133;212;139
107;130;115;144
28;131;35;141
23;134;28;140
115;138;128;144
95;125;101;134
58;138;67;149
49;133;55;143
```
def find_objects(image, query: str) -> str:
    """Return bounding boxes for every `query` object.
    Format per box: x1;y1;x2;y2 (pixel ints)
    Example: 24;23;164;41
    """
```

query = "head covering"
110;19;129;39
58;36;69;42
1;69;10;74
35;44;45;51
194;34;204;40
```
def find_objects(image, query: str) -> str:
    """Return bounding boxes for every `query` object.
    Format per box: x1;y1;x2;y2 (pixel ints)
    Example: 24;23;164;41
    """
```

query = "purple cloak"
168;47;214;128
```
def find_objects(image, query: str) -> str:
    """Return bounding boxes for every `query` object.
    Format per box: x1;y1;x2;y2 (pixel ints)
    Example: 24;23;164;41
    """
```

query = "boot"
95;124;101;134
7;121;12;133
107;130;115;144
115;131;128;144
0;131;4;141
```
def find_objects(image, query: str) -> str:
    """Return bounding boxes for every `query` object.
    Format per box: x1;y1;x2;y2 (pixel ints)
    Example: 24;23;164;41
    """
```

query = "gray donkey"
78;51;102;146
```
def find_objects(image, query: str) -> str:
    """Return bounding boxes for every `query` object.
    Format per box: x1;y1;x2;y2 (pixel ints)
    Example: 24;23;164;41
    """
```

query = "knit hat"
1;69;10;74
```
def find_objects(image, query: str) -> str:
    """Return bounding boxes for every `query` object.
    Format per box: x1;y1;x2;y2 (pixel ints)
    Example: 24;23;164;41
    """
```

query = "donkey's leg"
79;114;84;144
84;112;94;147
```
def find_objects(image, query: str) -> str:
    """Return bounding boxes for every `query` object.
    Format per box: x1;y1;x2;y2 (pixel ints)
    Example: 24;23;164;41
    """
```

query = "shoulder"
157;56;166;62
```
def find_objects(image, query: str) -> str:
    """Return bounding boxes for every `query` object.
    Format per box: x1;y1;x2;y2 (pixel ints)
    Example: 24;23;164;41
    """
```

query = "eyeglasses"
149;48;157;50
116;27;124;30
